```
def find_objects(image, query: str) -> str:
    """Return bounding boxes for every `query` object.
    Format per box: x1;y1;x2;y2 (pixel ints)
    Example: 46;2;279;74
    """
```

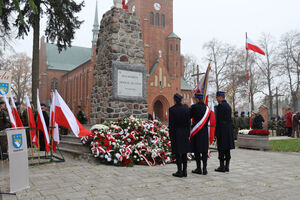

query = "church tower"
92;0;99;46
126;0;192;121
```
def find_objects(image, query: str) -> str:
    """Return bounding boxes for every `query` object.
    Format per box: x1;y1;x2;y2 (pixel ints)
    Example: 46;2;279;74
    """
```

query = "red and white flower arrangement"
81;116;172;166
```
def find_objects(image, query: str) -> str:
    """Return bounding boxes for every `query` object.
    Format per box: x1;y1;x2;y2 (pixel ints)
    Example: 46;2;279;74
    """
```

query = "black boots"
192;159;202;174
182;162;187;177
225;159;230;172
173;162;183;177
202;161;207;175
215;160;225;172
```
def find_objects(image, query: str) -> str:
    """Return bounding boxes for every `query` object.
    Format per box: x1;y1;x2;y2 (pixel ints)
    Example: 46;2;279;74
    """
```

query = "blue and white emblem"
0;83;9;95
12;134;23;149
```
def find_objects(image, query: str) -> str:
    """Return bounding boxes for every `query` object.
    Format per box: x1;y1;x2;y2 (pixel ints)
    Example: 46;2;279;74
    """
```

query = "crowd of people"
232;111;265;139
0;101;88;159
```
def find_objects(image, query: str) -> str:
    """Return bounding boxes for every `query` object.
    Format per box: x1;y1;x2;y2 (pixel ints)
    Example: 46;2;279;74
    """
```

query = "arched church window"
155;13;160;26
170;44;173;51
176;44;178;51
51;78;58;90
150;12;154;25
161;14;165;27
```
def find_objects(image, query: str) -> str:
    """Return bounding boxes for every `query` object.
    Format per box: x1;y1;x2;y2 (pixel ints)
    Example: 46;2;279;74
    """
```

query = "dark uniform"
0;102;10;159
76;110;88;124
190;94;209;175
215;91;235;173
169;93;191;177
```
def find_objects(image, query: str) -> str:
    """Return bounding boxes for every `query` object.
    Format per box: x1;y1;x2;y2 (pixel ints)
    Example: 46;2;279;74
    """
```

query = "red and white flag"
165;111;168;120
49;91;60;152
25;94;38;147
1;92;16;128
122;0;128;9
208;100;215;145
10;93;23;127
54;90;91;137
246;36;265;56
37;89;51;153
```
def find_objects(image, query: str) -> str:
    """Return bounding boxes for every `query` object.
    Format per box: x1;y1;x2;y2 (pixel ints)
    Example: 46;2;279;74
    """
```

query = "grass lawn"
269;138;300;152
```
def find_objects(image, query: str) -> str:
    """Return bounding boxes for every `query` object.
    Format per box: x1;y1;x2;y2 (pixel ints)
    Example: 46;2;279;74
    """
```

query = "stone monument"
90;6;148;124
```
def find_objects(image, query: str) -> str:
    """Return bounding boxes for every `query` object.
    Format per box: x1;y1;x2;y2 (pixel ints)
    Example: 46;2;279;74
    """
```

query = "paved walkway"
1;149;300;200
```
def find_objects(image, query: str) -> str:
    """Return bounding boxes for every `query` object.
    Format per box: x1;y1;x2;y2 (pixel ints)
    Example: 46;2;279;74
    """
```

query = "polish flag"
246;37;265;56
10;94;23;127
1;91;16;128
208;101;216;145
165;111;168;120
49;91;59;152
54;90;92;137
25;94;38;147
37;89;51;153
122;0;128;9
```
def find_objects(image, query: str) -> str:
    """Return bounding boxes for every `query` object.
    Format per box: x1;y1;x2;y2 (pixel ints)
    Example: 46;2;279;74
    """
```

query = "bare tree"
278;30;300;111
183;54;199;87
223;48;248;112
2;53;32;103
256;33;278;118
203;39;234;91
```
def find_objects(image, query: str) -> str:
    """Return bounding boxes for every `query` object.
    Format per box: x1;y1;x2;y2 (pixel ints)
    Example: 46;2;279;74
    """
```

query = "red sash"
190;106;211;140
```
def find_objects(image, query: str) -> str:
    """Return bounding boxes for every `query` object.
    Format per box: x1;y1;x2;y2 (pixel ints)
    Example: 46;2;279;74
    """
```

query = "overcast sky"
10;0;300;65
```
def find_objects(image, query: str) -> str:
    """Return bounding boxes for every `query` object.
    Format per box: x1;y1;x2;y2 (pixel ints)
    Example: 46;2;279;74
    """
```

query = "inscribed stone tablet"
117;70;143;97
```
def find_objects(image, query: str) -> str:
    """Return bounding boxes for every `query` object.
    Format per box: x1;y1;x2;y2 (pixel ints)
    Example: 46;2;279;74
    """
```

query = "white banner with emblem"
0;70;12;97
6;128;30;193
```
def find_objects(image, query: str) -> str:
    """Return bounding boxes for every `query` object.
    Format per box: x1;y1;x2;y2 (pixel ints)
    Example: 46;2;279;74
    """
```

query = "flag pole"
246;32;252;129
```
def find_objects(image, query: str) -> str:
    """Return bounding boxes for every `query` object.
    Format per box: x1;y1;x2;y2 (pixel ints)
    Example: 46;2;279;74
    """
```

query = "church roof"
167;32;181;39
46;43;92;71
148;58;160;76
180;77;193;91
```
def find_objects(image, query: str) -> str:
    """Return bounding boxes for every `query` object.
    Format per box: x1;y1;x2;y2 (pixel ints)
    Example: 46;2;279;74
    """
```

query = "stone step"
59;140;91;153
58;147;93;160
60;135;82;143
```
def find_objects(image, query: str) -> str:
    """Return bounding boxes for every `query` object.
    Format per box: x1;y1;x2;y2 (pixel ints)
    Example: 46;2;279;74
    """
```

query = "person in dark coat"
0;101;10;159
252;113;265;129
169;93;191;177
76;105;88;124
35;103;49;151
215;91;235;173
189;93;210;175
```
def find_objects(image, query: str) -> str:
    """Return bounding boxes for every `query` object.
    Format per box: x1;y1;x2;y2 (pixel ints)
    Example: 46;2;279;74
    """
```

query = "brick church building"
39;0;193;122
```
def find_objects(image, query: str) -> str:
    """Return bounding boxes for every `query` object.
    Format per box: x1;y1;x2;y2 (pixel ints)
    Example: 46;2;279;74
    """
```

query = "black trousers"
176;153;187;165
195;153;207;163
287;127;292;136
218;150;231;161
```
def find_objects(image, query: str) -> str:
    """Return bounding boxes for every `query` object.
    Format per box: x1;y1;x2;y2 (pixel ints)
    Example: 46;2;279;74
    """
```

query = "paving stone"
1;149;300;199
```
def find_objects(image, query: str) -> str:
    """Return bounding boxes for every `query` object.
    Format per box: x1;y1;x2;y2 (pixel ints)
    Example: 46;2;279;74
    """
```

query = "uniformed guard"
76;106;88;124
169;93;191;177
215;91;235;173
189;93;210;175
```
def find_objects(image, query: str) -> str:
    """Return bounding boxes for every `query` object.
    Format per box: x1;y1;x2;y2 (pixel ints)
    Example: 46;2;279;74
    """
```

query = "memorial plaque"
117;70;143;97
113;62;146;101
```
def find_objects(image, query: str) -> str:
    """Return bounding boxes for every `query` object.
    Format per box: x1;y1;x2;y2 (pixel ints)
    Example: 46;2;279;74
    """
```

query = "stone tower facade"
90;7;148;124
127;0;193;121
